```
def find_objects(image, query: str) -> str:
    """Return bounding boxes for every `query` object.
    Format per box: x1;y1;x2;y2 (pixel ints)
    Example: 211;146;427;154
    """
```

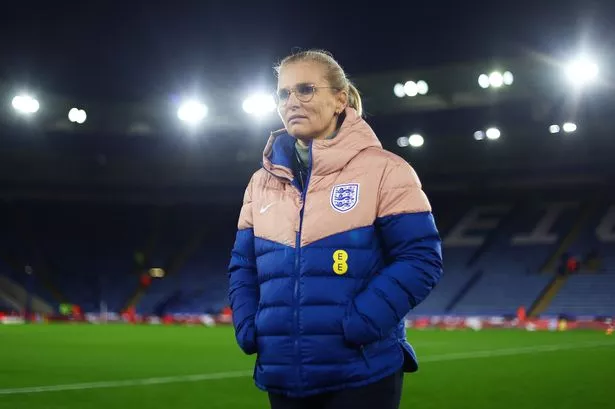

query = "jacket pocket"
342;302;381;347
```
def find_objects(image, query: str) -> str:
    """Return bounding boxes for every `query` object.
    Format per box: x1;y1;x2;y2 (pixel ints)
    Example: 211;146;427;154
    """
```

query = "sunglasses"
276;83;339;104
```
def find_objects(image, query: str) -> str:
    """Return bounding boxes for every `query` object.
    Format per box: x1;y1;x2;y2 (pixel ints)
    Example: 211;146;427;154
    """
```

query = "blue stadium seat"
0;191;611;319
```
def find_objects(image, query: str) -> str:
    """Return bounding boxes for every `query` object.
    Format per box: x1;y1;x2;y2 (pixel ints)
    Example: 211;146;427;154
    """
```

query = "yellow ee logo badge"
333;250;349;275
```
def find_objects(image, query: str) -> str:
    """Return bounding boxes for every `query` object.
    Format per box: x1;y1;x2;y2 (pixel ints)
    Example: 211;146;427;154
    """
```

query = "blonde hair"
275;49;363;117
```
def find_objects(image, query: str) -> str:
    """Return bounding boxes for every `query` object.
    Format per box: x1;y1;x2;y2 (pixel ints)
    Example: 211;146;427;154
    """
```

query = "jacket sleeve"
228;176;259;355
343;160;443;346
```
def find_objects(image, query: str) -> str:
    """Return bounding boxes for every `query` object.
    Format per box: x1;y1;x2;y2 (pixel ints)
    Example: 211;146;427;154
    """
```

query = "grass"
0;324;613;409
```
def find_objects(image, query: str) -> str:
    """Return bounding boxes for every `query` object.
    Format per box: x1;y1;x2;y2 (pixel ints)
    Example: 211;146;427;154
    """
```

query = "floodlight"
242;93;276;117
177;100;208;124
486;127;501;140
12;95;39;114
408;134;424;148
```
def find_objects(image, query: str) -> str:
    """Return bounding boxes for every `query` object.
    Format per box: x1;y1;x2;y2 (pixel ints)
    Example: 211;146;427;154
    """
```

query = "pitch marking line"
0;370;254;396
420;340;615;362
1;340;612;396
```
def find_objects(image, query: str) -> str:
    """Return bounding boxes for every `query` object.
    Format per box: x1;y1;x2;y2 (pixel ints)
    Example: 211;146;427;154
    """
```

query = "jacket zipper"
261;144;312;392
293;143;312;394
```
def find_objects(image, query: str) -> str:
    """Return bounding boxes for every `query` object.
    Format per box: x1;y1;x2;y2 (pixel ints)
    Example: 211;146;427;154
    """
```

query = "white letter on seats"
511;202;577;245
596;205;615;242
444;205;510;247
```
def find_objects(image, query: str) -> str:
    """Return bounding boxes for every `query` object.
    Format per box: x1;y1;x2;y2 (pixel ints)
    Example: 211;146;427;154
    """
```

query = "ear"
336;90;348;113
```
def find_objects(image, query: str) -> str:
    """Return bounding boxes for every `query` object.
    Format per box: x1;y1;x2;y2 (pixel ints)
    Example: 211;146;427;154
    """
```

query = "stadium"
0;2;613;408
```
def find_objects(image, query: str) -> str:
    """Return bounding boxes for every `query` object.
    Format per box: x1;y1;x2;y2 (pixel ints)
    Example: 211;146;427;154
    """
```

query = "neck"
314;119;339;141
297;118;340;145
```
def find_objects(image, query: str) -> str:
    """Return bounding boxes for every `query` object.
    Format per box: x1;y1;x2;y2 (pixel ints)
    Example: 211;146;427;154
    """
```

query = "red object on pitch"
72;305;82;319
566;257;579;273
140;274;151;287
123;306;137;324
517;306;526;322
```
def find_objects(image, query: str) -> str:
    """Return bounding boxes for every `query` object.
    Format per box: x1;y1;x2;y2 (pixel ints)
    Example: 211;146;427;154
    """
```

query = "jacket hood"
262;107;382;181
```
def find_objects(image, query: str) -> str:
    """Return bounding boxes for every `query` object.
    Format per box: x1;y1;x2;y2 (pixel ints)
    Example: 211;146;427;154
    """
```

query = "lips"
288;115;307;123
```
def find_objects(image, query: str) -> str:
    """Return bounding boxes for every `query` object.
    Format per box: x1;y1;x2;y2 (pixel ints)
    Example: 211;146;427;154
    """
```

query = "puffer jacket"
228;107;443;398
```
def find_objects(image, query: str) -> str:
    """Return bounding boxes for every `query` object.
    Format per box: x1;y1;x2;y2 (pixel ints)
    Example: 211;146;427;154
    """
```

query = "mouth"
288;115;307;123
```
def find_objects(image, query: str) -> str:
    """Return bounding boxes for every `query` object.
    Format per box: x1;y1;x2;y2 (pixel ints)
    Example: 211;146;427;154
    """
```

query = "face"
277;62;347;141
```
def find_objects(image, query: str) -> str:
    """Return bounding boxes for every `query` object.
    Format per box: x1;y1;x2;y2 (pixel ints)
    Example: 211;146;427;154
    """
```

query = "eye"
296;84;315;96
276;89;290;101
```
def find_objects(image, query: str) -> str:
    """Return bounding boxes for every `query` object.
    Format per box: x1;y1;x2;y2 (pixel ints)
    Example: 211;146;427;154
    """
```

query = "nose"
281;94;300;119
285;91;301;109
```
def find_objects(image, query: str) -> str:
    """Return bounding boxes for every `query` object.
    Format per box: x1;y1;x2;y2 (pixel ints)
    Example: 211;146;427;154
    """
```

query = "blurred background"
0;1;613;408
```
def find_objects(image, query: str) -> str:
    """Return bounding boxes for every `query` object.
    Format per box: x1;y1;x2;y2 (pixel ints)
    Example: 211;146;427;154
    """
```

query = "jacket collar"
262;107;382;181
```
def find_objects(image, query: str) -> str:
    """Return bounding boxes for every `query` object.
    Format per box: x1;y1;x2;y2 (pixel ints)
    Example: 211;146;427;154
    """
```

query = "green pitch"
0;325;613;409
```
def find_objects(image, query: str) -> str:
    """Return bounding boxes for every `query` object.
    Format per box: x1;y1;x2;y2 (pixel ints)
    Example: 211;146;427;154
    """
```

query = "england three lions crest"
330;183;360;213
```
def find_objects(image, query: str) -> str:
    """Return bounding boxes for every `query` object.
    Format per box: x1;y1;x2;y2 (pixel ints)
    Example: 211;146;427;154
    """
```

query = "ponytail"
347;82;363;117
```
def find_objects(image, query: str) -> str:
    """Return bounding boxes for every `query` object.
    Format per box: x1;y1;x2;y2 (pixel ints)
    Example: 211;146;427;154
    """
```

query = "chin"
287;124;314;140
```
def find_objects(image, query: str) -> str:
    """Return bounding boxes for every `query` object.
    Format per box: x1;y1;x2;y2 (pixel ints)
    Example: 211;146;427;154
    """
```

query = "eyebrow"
278;82;314;91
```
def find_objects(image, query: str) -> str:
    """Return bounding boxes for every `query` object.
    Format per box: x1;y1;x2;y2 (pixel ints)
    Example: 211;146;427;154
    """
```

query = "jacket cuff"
236;320;257;355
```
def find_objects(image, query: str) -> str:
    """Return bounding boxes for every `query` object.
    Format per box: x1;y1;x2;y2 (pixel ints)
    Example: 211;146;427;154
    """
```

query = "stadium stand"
0;297;20;315
0;189;613;319
414;192;615;317
0;287;18;312
21;202;148;313
449;200;576;315
133;205;238;315
0;200;243;315
0;205;59;311
545;270;615;317
541;201;615;317
410;247;477;315
0;275;54;314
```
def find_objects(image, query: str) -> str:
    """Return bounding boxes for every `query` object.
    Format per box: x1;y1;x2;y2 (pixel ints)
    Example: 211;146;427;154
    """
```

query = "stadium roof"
1;1;615;199
2;1;613;98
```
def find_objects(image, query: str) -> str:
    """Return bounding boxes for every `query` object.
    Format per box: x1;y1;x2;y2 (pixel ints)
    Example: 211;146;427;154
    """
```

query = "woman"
228;49;443;409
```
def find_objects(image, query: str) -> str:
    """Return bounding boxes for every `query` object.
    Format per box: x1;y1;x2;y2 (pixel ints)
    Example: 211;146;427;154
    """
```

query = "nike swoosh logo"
259;203;275;214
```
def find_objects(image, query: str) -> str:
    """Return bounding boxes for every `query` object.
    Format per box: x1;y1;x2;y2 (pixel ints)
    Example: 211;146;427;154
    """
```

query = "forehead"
277;61;327;89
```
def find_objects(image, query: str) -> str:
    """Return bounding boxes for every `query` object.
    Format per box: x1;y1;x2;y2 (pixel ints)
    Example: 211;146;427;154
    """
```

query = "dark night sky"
0;0;613;102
